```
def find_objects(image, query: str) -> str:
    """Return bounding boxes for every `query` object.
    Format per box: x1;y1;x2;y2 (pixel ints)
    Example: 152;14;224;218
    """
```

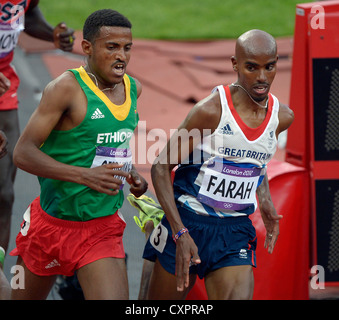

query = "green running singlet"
38;66;139;221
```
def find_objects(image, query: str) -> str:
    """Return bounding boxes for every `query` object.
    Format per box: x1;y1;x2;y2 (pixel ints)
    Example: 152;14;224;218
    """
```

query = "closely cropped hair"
83;9;132;42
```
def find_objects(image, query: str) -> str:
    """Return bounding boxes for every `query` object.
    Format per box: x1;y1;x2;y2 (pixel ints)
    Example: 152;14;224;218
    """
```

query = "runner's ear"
81;39;92;56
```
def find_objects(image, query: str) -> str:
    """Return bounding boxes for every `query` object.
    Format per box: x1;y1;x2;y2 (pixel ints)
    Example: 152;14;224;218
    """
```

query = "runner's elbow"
13;142;31;171
151;161;169;180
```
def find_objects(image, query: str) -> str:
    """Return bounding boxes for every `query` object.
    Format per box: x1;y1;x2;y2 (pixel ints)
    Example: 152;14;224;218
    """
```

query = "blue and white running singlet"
173;85;280;218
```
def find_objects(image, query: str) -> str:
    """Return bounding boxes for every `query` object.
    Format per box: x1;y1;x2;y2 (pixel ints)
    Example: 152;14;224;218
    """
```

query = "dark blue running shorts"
143;204;257;279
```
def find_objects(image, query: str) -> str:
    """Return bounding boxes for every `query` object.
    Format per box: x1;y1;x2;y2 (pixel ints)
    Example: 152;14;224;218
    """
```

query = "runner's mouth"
252;84;269;95
113;63;126;76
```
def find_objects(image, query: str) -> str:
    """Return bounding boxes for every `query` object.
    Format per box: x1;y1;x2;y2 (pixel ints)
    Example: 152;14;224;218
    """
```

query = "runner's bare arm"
255;102;293;253
151;92;220;291
13;73;127;195
256;173;282;254
276;103;294;136
24;0;74;52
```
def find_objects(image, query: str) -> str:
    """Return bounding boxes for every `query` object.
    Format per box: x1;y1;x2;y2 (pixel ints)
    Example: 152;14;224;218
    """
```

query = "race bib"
197;159;261;211
150;222;168;253
0;14;24;57
91;146;133;189
20;204;31;236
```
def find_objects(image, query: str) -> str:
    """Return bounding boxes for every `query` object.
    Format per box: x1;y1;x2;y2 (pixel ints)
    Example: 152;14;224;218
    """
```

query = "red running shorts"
10;196;126;276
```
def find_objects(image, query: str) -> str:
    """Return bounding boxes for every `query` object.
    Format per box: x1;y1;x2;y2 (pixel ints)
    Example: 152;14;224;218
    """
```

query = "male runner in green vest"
10;9;147;300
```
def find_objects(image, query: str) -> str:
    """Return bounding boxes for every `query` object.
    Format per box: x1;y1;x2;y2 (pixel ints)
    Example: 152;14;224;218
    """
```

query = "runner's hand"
175;232;201;291
83;163;129;195
126;169;148;197
0;72;10;96
53;23;75;52
259;198;282;254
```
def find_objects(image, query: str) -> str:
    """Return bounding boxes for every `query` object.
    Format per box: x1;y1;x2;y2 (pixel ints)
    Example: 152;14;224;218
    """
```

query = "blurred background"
39;0;308;39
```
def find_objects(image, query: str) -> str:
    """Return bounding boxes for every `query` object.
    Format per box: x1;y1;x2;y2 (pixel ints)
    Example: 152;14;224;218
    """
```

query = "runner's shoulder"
43;70;80;98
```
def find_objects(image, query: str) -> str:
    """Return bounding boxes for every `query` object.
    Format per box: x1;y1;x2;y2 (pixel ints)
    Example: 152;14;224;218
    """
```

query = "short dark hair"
83;9;132;42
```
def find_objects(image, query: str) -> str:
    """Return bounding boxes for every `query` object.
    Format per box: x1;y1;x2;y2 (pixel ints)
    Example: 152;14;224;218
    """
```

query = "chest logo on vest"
91;108;105;119
219;123;234;135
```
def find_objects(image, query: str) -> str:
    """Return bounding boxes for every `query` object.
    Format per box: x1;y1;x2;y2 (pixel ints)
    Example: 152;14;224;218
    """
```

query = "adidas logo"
91;108;105;119
220;123;234;135
239;249;247;259
45;259;61;269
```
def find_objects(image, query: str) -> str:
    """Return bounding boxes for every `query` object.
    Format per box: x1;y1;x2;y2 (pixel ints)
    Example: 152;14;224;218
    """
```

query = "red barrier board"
251;160;310;299
286;1;339;168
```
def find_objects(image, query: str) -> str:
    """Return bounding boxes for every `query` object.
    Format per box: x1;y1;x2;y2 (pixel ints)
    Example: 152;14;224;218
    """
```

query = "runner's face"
233;51;278;102
89;26;132;86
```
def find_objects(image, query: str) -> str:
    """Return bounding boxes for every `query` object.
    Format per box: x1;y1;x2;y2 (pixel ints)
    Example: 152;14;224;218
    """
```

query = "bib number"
20;205;31;236
150;223;168;253
0;5;25;57
197;159;261;211
91;146;132;189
